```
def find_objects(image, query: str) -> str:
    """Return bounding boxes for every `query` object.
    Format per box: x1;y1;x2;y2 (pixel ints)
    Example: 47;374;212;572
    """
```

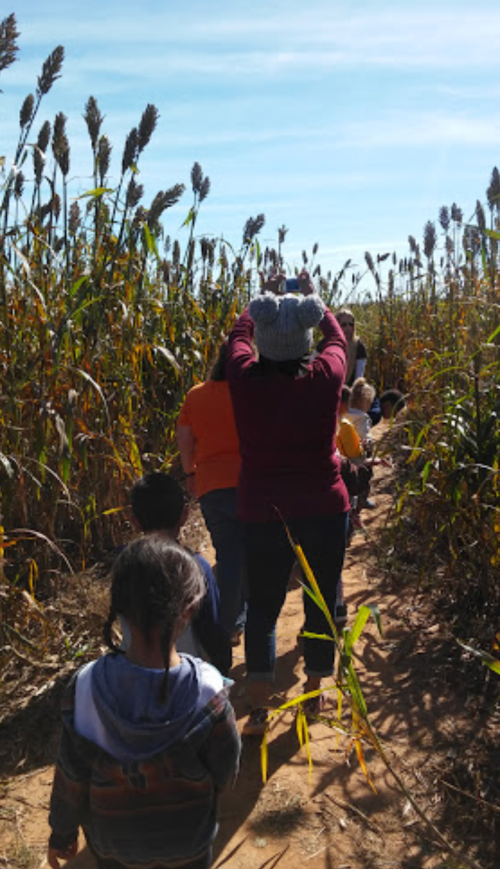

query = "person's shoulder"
184;381;208;399
192;552;217;590
178;384;199;417
356;338;367;357
189;381;230;400
197;662;235;719
339;415;355;428
198;660;226;695
193;551;211;573
180;656;227;710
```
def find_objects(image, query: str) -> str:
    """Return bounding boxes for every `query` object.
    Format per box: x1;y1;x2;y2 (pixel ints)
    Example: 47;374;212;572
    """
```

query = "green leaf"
422;460;432;487
345;662;368;718
481;244;487;272
484;228;500;241
486;322;500;344
77;186;114;199
347;603;382;649
181;206;196;228
142;223;158;257
68;275;89;299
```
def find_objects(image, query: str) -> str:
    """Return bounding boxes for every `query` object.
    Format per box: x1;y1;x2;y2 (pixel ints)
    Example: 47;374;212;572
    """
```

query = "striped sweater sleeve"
48;678;89;851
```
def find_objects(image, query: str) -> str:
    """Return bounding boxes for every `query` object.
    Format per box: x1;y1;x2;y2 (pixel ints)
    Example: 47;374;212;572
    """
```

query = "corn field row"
1;13;499;665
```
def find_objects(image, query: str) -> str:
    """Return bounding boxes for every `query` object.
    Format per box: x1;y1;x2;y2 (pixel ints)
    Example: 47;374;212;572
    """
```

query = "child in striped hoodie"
48;535;240;869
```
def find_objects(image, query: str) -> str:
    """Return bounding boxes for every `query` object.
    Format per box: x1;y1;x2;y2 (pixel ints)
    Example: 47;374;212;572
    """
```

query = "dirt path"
0;444;490;869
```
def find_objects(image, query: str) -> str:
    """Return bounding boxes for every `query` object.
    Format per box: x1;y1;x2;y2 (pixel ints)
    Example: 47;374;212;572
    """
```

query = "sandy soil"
0;442;494;869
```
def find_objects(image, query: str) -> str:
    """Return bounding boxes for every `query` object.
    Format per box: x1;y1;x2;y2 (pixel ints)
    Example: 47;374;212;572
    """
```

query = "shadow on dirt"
214;644;305;860
0;668;74;777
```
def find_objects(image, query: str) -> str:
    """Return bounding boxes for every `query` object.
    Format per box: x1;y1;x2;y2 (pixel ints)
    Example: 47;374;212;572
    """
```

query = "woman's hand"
47;840;78;868
259;268;315;296
259;270;286;295
297;269;315;297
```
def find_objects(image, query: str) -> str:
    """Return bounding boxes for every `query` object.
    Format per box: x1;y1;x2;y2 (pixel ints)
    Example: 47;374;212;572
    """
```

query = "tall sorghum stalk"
135;185;185;306
98;104;160;288
234;213;265;295
183;162;210;290
83;95;105;263
1;44;64;238
277;225;288;271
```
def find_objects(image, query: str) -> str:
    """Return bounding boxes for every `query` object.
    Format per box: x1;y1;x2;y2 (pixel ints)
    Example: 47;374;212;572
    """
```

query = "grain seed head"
84;96;104;152
242;214;265;245
0;13;20;75
423;221;436;259
138;104;159;152
126;178;144;210
19;93;34;129
98;135;112;181
122;127;139;175
37;45;64;97
199;176;210;203
68;201;81;235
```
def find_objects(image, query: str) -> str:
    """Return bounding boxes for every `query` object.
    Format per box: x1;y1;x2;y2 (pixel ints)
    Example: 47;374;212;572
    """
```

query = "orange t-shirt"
177;381;241;498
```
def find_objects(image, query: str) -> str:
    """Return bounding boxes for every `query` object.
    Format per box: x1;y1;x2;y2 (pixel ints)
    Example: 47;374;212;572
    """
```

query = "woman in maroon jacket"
226;271;350;735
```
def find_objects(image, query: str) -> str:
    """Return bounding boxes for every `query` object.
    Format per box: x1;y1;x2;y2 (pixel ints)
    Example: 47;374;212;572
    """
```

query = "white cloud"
11;6;500;77
338;112;500;149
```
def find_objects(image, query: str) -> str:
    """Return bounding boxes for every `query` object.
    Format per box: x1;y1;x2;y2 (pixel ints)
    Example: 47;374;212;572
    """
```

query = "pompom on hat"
248;292;325;362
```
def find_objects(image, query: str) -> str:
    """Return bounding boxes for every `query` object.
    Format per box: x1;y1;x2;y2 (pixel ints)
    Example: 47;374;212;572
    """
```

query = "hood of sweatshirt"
89;652;204;762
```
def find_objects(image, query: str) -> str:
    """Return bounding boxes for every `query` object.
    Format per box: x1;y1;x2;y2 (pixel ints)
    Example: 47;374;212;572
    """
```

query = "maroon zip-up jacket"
226;306;350;523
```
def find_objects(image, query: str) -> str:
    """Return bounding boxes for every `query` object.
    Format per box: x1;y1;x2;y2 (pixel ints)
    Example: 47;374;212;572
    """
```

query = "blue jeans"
200;488;246;635
243;513;348;680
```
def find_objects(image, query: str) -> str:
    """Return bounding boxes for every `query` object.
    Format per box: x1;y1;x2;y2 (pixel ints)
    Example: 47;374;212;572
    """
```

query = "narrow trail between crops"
0;421;490;869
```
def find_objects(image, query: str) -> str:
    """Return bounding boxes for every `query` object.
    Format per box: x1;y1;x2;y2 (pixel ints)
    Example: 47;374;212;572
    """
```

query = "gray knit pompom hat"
248;292;325;362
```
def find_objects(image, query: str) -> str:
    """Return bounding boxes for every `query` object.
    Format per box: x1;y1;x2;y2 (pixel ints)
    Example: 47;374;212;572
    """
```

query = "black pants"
90;844;213;869
243;513;348;680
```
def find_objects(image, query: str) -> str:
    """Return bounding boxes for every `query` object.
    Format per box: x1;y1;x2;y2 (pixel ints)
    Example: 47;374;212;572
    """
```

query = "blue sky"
3;1;500;293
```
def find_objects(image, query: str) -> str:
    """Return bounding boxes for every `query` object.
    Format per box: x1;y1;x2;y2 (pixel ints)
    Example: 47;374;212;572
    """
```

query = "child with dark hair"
128;472;232;677
380;388;406;420
131;471;186;532
48;535;241;869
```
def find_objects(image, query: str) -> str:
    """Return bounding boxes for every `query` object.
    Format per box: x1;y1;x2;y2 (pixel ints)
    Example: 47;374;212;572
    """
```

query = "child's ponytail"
110;535;205;704
103;606;120;652
159;629;173;704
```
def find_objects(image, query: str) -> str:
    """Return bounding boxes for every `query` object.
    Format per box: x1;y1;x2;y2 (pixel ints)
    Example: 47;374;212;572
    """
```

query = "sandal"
242;707;269;737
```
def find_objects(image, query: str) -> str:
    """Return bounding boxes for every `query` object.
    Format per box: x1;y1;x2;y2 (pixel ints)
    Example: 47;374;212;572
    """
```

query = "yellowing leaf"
260;731;268;783
29;558;38;598
354;738;377;794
